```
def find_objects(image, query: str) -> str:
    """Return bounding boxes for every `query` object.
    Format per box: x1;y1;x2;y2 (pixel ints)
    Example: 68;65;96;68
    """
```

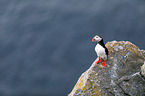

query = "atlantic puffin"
92;35;108;67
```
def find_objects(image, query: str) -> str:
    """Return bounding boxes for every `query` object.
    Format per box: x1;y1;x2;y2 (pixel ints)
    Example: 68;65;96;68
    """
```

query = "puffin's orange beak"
92;38;96;42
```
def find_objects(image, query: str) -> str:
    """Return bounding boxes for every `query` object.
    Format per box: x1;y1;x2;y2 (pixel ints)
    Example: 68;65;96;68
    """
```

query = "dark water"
0;0;145;96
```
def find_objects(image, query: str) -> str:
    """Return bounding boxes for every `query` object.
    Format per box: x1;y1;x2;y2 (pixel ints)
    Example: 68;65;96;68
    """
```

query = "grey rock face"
141;62;145;78
69;41;145;96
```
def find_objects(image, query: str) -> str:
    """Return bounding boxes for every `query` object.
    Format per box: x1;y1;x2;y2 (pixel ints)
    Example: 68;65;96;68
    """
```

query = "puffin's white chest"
95;44;106;58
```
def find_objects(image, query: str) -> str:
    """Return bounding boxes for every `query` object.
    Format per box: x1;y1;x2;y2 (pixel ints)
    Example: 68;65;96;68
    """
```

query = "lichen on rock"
69;41;145;96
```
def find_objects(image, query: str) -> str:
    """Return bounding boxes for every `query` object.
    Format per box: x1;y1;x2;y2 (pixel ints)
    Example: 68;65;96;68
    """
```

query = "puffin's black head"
92;35;103;42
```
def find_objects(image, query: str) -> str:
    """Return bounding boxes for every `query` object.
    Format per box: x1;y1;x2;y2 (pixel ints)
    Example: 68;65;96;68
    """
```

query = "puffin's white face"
92;35;102;42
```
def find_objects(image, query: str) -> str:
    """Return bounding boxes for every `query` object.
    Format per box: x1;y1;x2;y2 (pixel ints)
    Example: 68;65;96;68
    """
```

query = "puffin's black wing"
98;39;109;56
105;47;109;56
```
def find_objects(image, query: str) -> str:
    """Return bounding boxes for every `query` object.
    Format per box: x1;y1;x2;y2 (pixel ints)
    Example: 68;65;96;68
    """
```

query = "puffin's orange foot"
96;57;101;63
102;62;106;67
96;60;101;63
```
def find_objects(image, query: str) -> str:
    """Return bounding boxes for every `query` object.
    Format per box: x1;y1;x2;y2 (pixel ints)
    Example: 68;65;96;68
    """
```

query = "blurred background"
0;0;145;96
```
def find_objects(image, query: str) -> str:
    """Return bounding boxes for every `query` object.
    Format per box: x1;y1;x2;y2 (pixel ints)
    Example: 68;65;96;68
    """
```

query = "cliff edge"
69;41;145;96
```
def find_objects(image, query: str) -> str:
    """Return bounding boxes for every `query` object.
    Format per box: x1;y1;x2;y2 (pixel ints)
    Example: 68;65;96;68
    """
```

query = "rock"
69;41;145;96
141;62;145;78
